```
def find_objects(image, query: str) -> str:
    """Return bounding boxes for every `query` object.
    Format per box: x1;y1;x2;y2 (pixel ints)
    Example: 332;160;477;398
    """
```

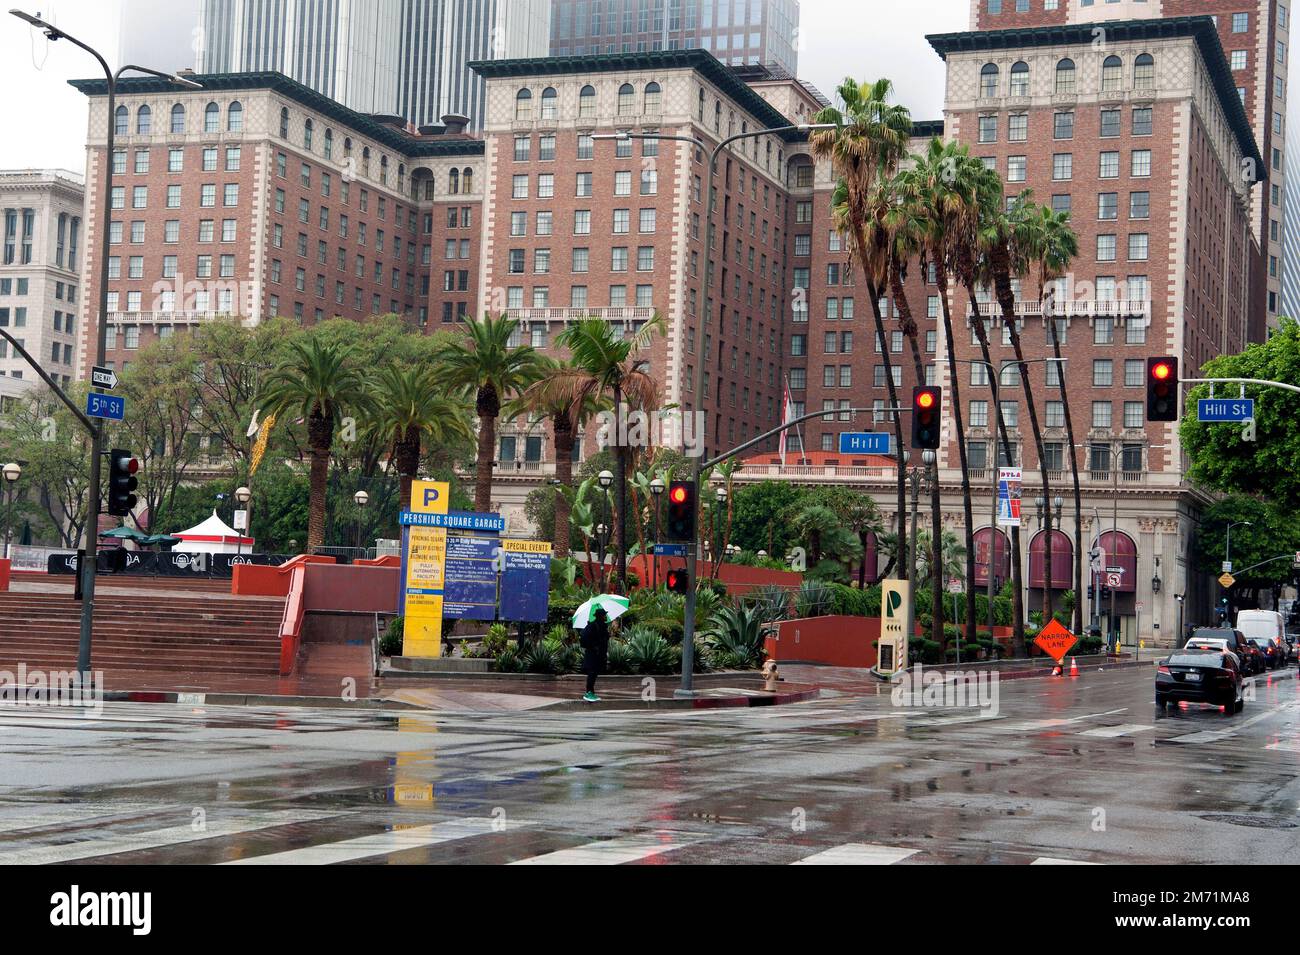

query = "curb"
537;687;821;712
102;690;422;711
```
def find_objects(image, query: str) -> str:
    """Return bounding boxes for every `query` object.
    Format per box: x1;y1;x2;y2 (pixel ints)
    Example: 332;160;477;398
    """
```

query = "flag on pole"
779;377;794;465
249;413;276;477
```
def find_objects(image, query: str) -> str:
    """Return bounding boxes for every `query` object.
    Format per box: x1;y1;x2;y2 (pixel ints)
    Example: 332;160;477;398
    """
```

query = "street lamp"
597;121;836;695
1225;520;1251;571
234;485;251;556
10;8;202;674
649;477;664;587
354;490;369;554
2;461;21;560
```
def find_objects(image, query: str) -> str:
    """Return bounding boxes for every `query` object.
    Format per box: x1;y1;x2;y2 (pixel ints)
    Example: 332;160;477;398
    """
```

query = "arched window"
380;154;389;185
714;100;721;132
204;101;220;133
1029;530;1074;590
304;118;314;150
1094;530;1137;591
973;527;1011;587
449;168;460;194
115;105;129;135
324;128;334;160
1055;58;1076;94
227;101;243;132
1010;61;1029;96
343;137;353;157
279;107;290;139
1134;53;1155;90
170;103;185;134
397;162;405;190
645;81;661;113
980;63;1000;98
462;167;473;193
579;84;596;118
1102;55;1123;91
361;145;371;176
541;86;558;120
514;88;532;120
136;104;152;135
618;82;635;116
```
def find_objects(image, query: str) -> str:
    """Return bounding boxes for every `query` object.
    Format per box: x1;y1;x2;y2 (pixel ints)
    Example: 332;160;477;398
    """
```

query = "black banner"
46;552;289;578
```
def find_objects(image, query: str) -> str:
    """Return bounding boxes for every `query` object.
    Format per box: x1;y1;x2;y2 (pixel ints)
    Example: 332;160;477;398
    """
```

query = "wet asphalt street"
0;664;1298;865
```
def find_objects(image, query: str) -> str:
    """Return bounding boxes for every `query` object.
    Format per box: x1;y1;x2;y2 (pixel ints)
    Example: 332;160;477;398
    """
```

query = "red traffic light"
916;391;935;409
1151;362;1172;381
665;569;689;594
669;485;688;504
125;457;139;474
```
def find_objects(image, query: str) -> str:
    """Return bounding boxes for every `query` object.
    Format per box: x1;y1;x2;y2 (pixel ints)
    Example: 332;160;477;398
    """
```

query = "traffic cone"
1069;657;1079;678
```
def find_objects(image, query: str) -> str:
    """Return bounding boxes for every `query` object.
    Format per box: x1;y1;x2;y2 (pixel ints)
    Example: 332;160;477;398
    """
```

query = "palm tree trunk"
992;242;1052;628
475;409;496;514
1045;296;1085;634
938;265;976;645
890;262;944;648
307;445;330;553
613;380;627;594
965;283;1026;657
395;426;421;514
551;414;574;559
867;287;907;579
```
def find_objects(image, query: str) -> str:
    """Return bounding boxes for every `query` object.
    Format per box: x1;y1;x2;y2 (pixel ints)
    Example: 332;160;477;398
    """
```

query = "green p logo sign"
885;590;903;618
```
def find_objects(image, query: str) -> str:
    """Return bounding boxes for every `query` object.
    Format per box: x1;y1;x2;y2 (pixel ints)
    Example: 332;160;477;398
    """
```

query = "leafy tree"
1192;495;1300;611
1182;317;1300;505
728;480;805;560
366;363;473;507
0;384;93;547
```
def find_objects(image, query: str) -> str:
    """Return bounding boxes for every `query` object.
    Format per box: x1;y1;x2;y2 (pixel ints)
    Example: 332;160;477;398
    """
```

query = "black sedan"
1249;636;1286;670
1156;649;1244;713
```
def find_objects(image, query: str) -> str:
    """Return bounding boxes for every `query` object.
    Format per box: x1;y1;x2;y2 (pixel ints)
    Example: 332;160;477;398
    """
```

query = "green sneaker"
583;691;600;702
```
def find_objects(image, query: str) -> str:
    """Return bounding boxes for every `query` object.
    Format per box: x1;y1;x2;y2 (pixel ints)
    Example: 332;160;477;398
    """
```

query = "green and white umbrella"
572;593;630;630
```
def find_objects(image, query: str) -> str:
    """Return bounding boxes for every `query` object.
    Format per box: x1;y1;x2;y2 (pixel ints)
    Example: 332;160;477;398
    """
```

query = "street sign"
232;509;248;531
1033;618;1078;664
1197;398;1254;423
1106;572;1123;588
399;509;505;532
91;365;118;390
947;577;963;594
654;543;687;557
85;392;125;421
1088;550;1102;573
1222;560;1233;573
1219;572;1236;589
838;432;891;455
1105;565;1124;575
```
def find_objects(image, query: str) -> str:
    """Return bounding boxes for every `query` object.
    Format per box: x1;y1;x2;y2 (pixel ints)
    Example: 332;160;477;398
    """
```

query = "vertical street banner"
500;539;553;623
997;467;1023;527
402;480;449;657
443;534;500;620
878;578;911;676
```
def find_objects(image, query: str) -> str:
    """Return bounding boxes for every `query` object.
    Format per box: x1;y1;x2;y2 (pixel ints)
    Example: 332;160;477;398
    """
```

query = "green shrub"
744;584;792;624
523;641;558;674
547;596;582;630
483;623;510;657
606;639;633;675
908;638;942;665
378;617;404;656
795;579;835;618
703;603;767;669
494;647;523;673
625;626;676;674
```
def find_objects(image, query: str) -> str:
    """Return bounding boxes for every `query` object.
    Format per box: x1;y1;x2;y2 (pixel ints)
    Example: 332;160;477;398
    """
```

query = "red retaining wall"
0;558;9;592
303;563;400;613
765;615;890;668
623;555;802;596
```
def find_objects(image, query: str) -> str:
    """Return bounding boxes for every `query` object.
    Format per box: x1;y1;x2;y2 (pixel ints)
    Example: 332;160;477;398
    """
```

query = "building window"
1102;55;1122;91
1053;111;1074;139
1131;150;1152;177
1132;107;1153;136
980;63;999;98
1009;61;1029;96
1055;58;1076;93
1133;54;1155;90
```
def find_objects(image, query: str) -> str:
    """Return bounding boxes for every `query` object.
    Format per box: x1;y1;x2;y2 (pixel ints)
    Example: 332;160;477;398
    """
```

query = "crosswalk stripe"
0;803;164;835
793;843;919;865
510;831;696;865
0;809;341;865
1032;856;1101;865
226;818;509;865
1079;723;1155;738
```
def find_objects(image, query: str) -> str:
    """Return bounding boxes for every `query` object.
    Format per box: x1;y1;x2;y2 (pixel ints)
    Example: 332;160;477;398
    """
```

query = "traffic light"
911;386;942;450
107;449;139;517
1087;585;1095;601
665;480;696;542
1146;357;1179;421
665;568;689;594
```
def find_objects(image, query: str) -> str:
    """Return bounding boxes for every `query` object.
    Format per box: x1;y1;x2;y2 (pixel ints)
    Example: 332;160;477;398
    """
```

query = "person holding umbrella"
573;594;629;702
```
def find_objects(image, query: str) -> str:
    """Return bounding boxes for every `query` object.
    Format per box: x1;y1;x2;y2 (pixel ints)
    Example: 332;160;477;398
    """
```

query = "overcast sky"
0;0;966;172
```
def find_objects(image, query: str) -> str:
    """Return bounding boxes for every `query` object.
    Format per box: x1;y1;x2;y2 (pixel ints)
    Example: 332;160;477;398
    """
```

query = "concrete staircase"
0;590;285;675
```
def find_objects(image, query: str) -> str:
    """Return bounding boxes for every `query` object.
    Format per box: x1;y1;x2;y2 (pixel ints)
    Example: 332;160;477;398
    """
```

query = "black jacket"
581;616;610;674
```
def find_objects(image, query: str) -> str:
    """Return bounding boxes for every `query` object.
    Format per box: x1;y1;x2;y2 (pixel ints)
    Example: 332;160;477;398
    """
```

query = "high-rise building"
971;0;1287;336
196;0;551;128
1283;70;1300;316
0;170;85;392
548;0;800;74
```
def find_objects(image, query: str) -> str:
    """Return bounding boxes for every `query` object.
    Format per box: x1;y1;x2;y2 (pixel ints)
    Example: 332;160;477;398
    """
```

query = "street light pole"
597;121;835;695
234;485;251;556
2;462;21;560
354;490;369;554
9;9;201;673
649;476;664;588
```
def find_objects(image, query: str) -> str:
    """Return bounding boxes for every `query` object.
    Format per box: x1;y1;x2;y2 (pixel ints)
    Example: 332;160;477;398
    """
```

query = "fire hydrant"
761;658;781;692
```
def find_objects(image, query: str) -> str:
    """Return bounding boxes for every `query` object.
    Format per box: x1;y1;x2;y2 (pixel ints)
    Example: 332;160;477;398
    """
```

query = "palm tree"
812;78;912;577
260;338;369;552
367;363;473;508
899;138;984;646
433;315;540;513
507;356;605;559
1017;202;1083;633
965;165;1028;656
555;315;665;592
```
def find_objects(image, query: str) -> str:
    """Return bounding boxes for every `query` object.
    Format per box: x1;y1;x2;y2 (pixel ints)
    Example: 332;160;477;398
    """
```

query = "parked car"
1187;627;1264;676
1156;649;1244;713
1248;636;1286;670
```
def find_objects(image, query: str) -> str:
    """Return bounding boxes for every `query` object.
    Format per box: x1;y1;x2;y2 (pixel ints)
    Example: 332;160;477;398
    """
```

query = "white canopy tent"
172;510;254;554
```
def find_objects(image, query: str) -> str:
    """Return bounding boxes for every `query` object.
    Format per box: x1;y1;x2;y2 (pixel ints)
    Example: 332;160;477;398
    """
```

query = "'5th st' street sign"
85;392;125;421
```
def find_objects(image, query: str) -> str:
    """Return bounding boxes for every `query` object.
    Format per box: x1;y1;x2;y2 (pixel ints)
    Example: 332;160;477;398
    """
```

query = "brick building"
67;19;1266;639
